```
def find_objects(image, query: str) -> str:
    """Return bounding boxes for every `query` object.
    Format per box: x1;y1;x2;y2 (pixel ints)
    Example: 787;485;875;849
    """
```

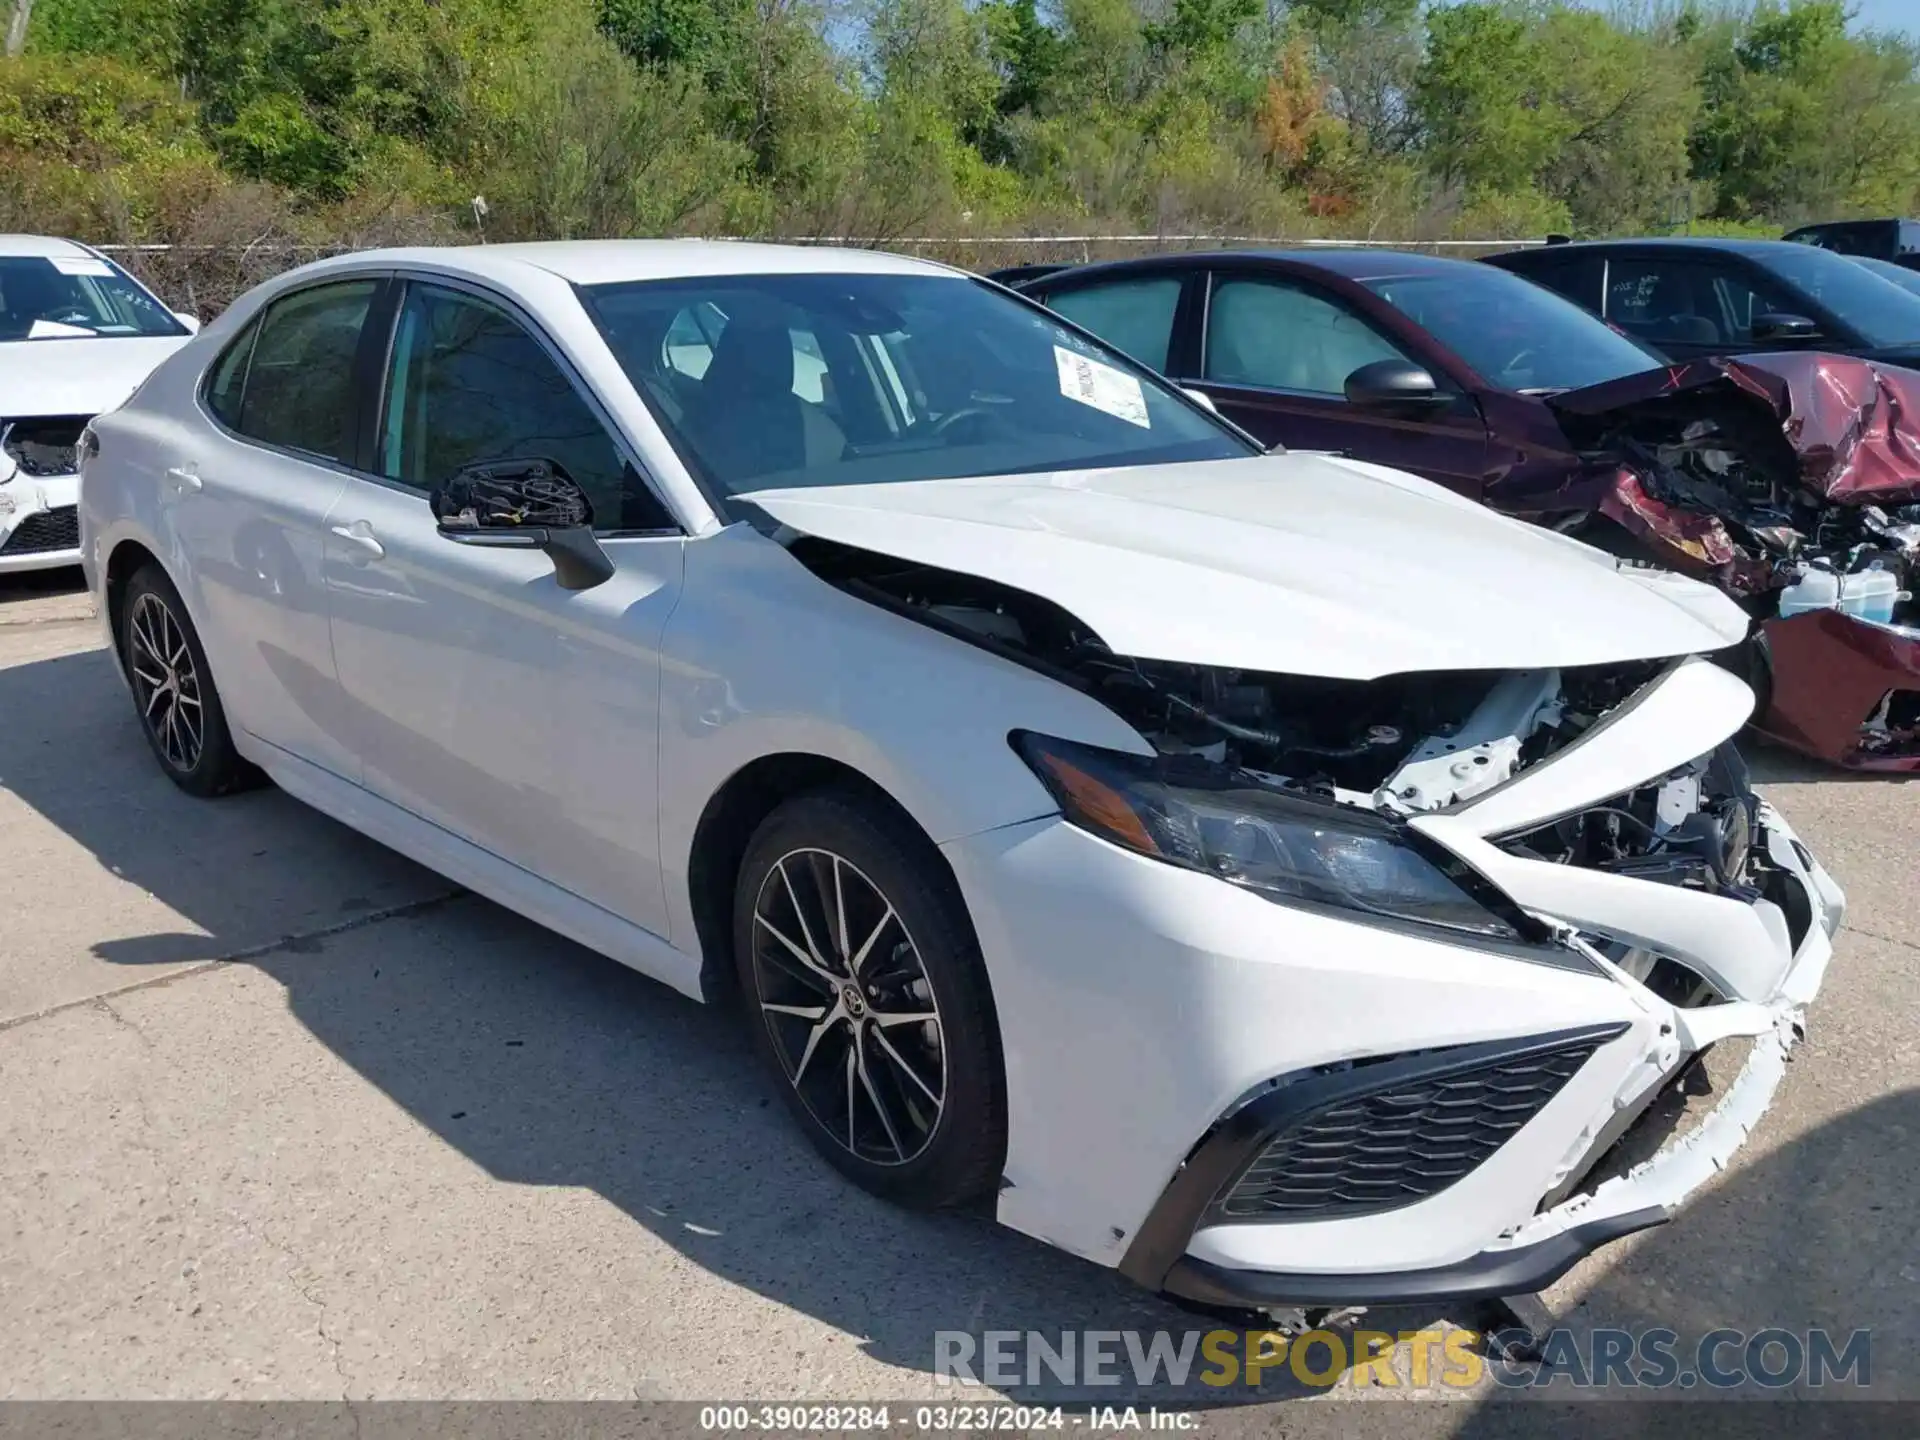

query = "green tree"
1692;0;1920;221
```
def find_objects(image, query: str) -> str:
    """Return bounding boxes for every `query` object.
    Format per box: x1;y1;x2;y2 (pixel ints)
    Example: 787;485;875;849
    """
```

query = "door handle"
165;465;202;494
329;520;385;561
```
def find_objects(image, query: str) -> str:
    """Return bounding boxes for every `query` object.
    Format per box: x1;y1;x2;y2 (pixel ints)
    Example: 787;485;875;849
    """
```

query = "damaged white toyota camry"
79;241;1843;1308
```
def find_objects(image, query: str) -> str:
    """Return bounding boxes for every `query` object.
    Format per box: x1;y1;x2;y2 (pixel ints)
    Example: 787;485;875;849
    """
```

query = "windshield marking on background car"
0;255;188;342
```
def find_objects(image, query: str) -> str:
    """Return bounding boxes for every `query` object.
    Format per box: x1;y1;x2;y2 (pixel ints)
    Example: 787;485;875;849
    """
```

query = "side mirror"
1344;359;1448;410
429;458;614;591
1749;313;1819;343
173;311;201;334
1180;387;1219;414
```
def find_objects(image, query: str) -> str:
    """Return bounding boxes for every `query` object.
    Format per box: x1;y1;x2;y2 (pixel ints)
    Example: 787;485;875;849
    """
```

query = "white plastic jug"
1841;568;1901;625
1778;565;1903;625
1777;567;1840;619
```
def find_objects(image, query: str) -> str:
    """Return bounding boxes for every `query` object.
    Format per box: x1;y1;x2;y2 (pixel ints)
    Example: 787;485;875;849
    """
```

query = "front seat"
1643;274;1720;348
683;320;844;484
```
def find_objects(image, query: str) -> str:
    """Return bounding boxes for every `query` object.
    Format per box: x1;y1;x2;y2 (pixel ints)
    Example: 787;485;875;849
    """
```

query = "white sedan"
1;235;197;572
79;241;1842;1309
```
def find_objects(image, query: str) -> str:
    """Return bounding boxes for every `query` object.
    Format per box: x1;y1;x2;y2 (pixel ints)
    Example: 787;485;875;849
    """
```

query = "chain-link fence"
91;234;1546;316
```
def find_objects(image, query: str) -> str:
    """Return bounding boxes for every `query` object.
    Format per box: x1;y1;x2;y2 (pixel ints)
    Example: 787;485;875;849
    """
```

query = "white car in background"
0;236;197;573
78;241;1842;1309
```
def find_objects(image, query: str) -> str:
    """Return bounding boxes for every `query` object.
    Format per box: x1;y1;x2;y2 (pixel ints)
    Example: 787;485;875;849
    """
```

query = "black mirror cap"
1344;359;1445;407
430;457;594;533
1749;313;1820;343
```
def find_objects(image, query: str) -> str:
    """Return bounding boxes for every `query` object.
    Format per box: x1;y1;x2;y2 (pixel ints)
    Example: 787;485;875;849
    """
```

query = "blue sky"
1849;0;1919;37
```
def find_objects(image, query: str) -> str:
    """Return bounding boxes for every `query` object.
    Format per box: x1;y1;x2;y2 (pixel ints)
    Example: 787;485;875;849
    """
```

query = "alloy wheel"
750;847;948;1166
127;591;204;773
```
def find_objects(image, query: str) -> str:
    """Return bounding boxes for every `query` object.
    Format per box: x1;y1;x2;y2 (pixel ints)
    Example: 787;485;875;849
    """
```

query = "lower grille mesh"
1219;1033;1608;1220
0;505;81;556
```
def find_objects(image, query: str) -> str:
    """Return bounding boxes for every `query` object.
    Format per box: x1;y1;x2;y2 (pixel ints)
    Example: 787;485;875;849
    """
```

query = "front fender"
656;524;1147;957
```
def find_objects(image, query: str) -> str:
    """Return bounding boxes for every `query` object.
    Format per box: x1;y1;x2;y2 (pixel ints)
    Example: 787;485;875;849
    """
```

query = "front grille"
0;505;81;556
1218;1032;1611;1220
2;417;88;477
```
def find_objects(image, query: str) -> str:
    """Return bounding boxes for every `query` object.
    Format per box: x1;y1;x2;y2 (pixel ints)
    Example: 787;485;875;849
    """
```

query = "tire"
733;788;1006;1209
119;563;259;797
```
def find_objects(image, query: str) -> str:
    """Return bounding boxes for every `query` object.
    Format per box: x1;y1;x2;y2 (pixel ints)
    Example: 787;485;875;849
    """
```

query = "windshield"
1362;266;1663;392
1846;254;1920;302
579;272;1252;502
0;254;186;341
1761;245;1920;349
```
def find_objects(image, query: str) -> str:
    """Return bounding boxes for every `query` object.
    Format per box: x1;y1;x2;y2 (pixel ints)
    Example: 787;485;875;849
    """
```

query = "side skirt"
242;734;708;1003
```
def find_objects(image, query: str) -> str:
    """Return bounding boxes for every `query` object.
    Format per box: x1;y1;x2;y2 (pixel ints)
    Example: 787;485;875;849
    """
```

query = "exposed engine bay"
795;535;1761;957
1563;377;1920;617
0;415;87;478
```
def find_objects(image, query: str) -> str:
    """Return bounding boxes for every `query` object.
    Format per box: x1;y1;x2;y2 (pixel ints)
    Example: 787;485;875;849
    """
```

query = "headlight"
1012;732;1525;941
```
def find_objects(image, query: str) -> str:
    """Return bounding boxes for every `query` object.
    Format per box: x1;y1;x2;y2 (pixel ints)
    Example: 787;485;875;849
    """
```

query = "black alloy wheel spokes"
751;848;947;1166
127;591;204;772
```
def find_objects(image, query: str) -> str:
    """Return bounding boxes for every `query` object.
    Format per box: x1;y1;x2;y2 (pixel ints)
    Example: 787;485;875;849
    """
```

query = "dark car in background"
1001;249;1920;771
1850;255;1920;298
1783;217;1920;272
1484;237;1920;365
998;248;1668;508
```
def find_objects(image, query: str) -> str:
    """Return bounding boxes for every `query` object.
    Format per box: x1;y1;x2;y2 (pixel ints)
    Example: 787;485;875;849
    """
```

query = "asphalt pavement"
1;566;1914;1416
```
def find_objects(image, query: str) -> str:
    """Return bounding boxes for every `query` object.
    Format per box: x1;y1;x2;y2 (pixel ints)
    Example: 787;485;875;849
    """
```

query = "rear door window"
1042;276;1185;372
227;280;378;463
1510;255;1605;313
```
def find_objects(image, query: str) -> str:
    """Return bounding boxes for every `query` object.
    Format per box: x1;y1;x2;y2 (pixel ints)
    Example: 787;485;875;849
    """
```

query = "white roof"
0;235;97;259
317;239;959;287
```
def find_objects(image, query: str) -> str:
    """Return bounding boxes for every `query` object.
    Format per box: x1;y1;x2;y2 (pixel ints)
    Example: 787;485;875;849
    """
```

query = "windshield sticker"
49;257;114;277
1054;346;1150;428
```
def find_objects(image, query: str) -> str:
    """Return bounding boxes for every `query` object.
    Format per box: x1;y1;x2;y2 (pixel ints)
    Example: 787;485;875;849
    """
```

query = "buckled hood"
0;336;190;420
742;452;1750;681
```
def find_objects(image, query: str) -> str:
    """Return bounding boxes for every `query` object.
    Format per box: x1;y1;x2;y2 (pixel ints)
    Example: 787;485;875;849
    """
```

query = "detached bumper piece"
1754;609;1920;771
1164;1208;1669;1308
1118;1024;1628;1297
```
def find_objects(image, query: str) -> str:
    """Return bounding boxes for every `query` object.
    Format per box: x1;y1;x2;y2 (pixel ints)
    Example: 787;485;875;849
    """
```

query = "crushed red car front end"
1538;353;1920;771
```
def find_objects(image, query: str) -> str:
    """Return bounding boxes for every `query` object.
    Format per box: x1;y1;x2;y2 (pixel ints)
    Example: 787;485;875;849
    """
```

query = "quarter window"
1204;278;1408;396
229;280;377;463
379;284;667;531
1044;276;1185;372
204;321;258;429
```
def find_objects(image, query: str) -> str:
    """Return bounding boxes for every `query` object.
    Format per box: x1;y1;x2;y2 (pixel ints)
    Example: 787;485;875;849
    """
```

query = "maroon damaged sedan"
998;250;1920;772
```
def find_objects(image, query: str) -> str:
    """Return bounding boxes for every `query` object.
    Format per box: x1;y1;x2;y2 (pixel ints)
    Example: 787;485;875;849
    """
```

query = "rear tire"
733;788;1006;1209
120;563;259;797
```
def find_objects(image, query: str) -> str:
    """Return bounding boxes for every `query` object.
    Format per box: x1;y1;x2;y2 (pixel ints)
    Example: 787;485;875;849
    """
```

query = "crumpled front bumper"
1162;797;1839;1308
947;657;1844;1305
0;469;82;573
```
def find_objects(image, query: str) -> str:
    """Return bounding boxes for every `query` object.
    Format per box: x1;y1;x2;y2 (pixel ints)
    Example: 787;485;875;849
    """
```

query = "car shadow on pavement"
2;643;1410;1404
4;642;1914;1409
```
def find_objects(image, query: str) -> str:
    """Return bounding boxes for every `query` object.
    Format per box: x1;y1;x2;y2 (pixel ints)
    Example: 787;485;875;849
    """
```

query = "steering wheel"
1501;347;1540;381
931;406;999;438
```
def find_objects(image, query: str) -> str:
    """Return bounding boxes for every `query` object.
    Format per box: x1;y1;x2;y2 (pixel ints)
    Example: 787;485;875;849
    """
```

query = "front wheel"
733;789;1006;1209
120;564;258;797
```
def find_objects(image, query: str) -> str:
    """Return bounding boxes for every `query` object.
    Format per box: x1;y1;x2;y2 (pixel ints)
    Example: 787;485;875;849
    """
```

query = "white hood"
0;336;190;419
742;453;1751;680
